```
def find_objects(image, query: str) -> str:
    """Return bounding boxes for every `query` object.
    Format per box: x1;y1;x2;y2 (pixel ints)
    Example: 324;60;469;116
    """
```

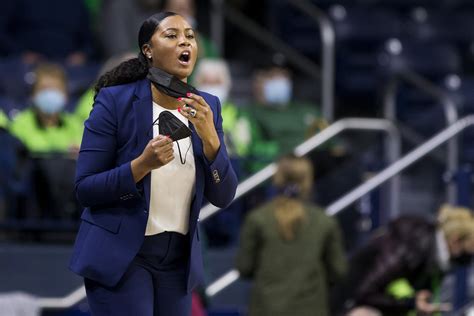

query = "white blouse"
145;102;196;236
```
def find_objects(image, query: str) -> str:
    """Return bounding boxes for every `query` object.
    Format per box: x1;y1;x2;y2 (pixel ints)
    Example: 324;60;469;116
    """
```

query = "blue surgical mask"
33;89;66;114
197;84;229;104
263;77;292;106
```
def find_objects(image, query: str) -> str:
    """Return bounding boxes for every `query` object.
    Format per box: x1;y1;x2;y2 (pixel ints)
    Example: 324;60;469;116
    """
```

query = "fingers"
151;135;172;148
436;303;452;312
161;152;175;164
179;106;201;121
178;93;211;114
148;134;175;165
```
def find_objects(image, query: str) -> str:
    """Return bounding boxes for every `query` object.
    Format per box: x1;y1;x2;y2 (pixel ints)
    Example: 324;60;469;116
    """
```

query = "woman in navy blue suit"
69;12;238;316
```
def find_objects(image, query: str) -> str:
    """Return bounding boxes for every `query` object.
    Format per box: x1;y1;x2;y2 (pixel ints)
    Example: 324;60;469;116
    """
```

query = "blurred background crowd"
2;0;474;315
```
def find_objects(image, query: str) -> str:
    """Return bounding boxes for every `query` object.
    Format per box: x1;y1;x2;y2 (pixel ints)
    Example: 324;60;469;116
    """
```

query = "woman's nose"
179;36;191;47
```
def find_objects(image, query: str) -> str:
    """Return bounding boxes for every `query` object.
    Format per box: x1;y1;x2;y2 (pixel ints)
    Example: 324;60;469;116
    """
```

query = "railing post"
383;71;459;206
444;97;459;204
290;0;336;122
383;78;398;121
453;166;473;310
210;0;225;56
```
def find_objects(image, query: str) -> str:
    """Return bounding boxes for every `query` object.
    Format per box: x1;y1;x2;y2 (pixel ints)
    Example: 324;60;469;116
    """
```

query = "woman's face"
143;15;198;80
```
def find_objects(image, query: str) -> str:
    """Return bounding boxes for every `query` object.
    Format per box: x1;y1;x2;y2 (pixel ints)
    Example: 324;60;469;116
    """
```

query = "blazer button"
212;170;221;183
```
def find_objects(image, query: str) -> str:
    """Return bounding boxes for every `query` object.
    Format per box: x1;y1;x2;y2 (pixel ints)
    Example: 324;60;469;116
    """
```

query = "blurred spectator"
10;63;83;155
191;291;207;316
0;109;8;129
9;63;83;219
75;52;137;122
194;59;252;162
335;204;474;316
100;0;218;59
0;111;32;221
194;58;251;247
0;0;94;65
236;155;347;316
99;0;162;58
0;110;10;219
247;64;326;173
163;0;219;59
346;306;382;316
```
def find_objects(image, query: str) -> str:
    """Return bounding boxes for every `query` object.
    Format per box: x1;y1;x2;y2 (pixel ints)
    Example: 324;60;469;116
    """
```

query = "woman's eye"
166;34;177;39
186;34;195;39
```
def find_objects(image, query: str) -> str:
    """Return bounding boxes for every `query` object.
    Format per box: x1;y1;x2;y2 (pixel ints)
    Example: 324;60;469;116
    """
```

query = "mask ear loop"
148;116;160;138
151;114;192;165
176;140;192;164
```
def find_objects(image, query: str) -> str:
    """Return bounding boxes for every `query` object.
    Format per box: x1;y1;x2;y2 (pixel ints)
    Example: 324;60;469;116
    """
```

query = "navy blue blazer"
69;78;238;292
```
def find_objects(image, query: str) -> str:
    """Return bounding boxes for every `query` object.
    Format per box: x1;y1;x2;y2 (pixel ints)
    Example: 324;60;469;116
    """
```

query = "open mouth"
178;51;191;64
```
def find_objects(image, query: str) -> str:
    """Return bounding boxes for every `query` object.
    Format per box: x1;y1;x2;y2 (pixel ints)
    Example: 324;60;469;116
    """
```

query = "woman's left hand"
178;93;220;161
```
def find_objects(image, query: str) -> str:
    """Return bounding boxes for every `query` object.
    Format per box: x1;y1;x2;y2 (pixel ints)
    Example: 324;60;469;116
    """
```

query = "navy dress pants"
85;232;192;316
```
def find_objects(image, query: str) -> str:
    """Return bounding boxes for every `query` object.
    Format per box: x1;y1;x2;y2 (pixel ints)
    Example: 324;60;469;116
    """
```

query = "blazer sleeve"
75;88;140;207
202;96;238;208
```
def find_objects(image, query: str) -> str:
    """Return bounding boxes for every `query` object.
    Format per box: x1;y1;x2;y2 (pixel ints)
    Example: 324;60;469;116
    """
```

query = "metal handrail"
210;0;225;56
289;0;336;122
210;1;336;122
452;301;474;316
36;118;399;310
205;115;474;298
37;286;86;309
383;69;459;203
220;4;320;79
200;118;401;221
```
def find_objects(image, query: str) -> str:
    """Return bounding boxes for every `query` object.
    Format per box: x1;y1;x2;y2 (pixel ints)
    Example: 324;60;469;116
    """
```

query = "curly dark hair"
94;12;178;97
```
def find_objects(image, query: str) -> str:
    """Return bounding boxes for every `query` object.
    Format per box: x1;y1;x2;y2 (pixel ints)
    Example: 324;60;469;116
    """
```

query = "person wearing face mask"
194;59;253;162
193;58;256;247
10;63;83;155
248;65;326;173
9;63;83;219
69;12;237;316
333;204;474;316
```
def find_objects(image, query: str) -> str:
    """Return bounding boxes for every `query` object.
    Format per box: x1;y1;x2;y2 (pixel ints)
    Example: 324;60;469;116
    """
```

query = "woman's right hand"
131;135;174;182
416;290;452;315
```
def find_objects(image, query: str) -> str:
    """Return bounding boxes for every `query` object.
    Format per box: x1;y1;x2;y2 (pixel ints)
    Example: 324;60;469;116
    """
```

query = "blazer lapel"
133;79;153;207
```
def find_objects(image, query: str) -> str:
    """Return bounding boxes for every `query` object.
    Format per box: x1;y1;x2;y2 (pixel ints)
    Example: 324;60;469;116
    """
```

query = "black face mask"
450;253;473;267
158;111;192;141
150;110;192;164
147;67;199;98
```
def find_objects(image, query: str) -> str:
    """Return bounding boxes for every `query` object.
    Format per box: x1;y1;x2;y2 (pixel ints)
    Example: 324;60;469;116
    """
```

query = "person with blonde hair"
236;154;347;316
335;204;474;316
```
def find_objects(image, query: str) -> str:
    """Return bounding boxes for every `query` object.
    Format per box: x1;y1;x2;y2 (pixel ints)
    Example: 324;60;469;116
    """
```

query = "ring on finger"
189;108;197;118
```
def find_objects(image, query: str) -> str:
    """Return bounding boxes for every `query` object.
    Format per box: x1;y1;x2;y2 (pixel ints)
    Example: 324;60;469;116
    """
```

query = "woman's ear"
142;44;153;60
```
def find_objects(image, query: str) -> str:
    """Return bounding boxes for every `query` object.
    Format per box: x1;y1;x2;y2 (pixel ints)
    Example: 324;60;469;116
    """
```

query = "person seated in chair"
9;63;83;219
334;204;474;316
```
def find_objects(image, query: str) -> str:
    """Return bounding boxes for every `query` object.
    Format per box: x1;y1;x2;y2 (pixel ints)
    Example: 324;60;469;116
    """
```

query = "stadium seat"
377;39;462;79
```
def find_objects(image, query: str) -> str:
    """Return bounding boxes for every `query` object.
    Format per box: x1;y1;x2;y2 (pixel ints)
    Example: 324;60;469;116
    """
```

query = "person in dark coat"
335;205;474;316
236;155;347;316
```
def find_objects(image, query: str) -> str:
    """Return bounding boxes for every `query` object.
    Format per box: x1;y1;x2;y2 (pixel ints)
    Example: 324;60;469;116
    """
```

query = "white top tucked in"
145;102;196;236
